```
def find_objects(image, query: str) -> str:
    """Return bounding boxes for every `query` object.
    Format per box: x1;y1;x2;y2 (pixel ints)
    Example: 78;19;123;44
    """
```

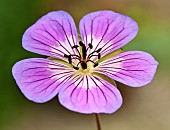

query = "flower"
12;10;158;114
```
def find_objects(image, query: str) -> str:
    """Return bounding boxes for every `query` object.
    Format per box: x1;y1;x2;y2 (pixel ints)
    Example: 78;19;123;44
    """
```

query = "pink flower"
12;10;158;114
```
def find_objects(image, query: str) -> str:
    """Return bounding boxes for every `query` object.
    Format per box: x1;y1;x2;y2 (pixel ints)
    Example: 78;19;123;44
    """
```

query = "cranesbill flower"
12;10;158;114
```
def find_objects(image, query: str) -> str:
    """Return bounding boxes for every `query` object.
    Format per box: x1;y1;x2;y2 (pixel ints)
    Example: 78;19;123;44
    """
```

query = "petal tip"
58;76;123;114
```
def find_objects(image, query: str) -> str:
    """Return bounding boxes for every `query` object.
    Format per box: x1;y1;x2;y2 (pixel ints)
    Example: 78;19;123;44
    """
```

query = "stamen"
87;52;95;59
65;41;100;70
86;59;95;64
79;41;84;46
72;45;81;57
64;54;80;64
73;66;79;70
76;61;87;70
68;56;72;64
64;54;70;58
88;54;98;59
86;43;93;51
86;60;98;68
96;48;102;53
98;53;101;59
72;45;79;48
71;57;81;61
87;48;102;59
87;52;97;59
70;54;80;58
76;61;82;67
64;54;72;64
94;63;98;68
88;43;93;49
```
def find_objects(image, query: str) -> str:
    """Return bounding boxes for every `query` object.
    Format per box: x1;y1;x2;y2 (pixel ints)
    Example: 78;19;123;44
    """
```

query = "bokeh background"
1;0;170;130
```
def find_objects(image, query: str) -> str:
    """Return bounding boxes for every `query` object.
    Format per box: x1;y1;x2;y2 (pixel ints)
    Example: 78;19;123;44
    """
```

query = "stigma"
64;41;102;71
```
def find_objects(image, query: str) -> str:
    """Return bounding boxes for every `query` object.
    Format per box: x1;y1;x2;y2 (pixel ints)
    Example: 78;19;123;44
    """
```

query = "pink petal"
12;58;75;103
23;11;79;60
95;51;158;87
59;75;122;114
79;10;138;56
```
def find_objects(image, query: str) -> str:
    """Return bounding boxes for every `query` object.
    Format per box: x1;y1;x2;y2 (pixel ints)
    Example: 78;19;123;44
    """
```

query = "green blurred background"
1;0;170;130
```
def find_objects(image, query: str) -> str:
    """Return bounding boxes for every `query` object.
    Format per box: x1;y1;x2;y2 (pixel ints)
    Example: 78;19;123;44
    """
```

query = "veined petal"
23;11;79;60
94;51;158;87
12;58;75;103
79;10;138;56
59;75;122;114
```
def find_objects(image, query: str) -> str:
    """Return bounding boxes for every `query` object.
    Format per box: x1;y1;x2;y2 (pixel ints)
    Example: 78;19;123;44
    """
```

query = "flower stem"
95;114;102;130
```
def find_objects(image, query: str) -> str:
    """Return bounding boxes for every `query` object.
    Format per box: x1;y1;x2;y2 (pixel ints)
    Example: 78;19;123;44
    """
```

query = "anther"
98;53;101;59
72;45;79;49
73;66;79;70
88;43;93;49
94;63;99;68
68;56;72;64
64;54;69;58
79;41;84;46
96;48;102;53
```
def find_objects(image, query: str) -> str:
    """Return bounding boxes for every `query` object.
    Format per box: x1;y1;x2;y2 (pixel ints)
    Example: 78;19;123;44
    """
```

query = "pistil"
79;41;87;60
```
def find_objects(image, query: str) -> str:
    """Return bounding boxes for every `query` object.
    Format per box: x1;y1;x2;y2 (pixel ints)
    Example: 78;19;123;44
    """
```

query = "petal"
23;11;79;60
94;51;158;87
59;75;122;114
79;10;138;56
12;58;75;103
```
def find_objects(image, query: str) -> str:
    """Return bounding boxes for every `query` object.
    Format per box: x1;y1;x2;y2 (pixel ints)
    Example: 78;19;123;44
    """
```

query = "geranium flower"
12;10;158;114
